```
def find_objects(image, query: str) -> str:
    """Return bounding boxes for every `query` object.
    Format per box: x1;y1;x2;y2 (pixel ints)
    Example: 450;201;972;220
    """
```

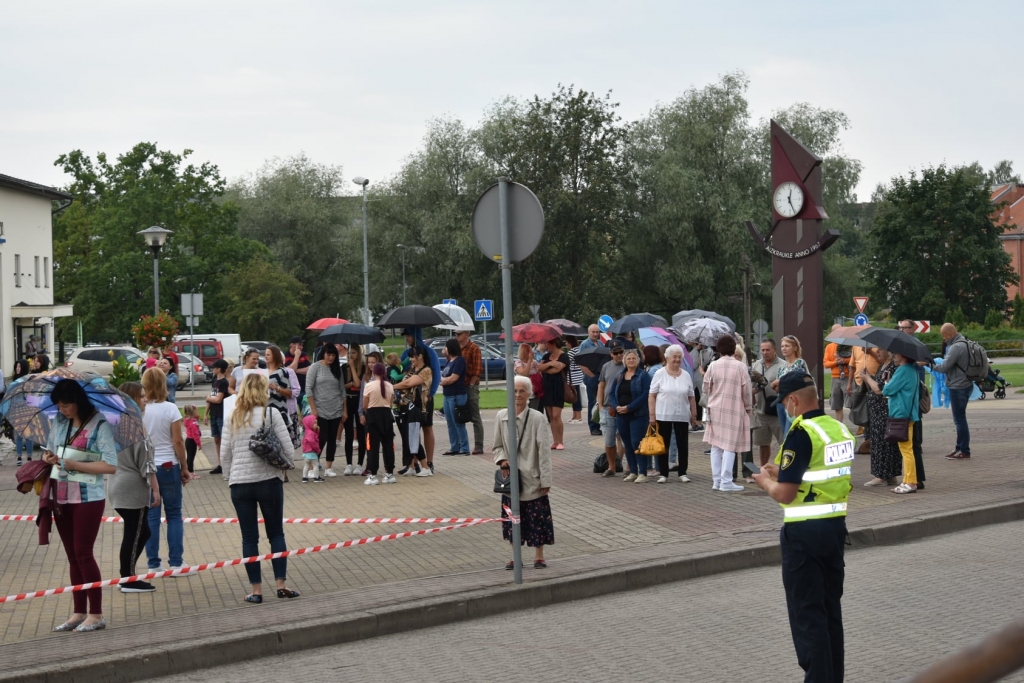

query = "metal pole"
189;294;195;388
743;265;752;351
152;248;160;316
361;185;370;325
499;178;523;584
483;321;488;387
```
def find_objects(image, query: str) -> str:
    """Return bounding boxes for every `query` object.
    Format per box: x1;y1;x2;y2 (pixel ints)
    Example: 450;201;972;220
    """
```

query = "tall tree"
867;164;1016;322
219;259;310;340
52;143;262;342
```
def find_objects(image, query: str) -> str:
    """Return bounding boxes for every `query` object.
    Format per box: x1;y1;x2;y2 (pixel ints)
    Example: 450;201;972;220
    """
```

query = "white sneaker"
382;473;397;484
623;473;637;482
342;464;355;476
719;482;745;492
168;564;194;577
712;482;721;491
325;468;338;477
415;469;433;477
656;476;667;484
679;474;691;483
633;474;649;483
400;467;415;477
364;475;379;486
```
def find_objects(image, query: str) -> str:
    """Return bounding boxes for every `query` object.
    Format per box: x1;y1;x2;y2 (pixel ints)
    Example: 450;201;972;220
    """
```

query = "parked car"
177;351;210;386
172;338;224;370
241;340;272;353
173;334;242;366
65;346;146;378
435;341;507;381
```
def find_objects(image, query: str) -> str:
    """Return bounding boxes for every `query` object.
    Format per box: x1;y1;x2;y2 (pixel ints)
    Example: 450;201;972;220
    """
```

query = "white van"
174;333;243;366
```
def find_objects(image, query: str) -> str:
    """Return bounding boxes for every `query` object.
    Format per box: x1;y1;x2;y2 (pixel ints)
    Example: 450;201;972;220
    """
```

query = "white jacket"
222;407;294;485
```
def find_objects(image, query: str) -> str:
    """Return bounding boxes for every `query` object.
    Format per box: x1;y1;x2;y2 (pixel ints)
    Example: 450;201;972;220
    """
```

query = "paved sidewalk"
0;392;1021;676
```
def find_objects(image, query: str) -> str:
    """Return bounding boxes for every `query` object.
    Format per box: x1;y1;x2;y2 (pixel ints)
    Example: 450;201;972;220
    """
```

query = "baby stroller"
976;368;1007;399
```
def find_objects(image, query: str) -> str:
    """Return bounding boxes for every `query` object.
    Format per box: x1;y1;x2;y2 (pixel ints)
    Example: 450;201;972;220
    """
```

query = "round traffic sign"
854;313;869;326
471;181;545;264
752;318;769;335
598;315;613;332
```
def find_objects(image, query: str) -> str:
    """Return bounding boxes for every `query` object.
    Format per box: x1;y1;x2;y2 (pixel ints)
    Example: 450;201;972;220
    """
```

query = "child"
183;405;202;474
301;414;323;482
386;352;404;385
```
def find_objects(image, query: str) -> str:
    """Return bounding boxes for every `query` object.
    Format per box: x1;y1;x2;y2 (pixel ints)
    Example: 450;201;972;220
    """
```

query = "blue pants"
584;376;600;432
230;478;287;585
16;436;34;457
948;386;971;456
443;394;470;453
781;518;847;683
147;464;184;569
616;412;650;475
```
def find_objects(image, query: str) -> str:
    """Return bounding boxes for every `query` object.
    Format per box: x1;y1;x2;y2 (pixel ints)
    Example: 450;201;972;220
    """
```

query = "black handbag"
248;407;294;470
455;400;473;424
884;417;910;443
592;451;624;474
494;411;529;494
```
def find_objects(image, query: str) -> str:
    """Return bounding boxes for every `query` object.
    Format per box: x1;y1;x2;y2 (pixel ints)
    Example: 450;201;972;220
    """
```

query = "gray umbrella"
672;309;736;332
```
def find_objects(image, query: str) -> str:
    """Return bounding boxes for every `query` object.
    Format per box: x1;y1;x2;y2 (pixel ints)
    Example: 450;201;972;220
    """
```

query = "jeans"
16;436;34;457
147;465;184;569
616;412;649;475
571;384;582;412
443;394;470;453
342;395;366;465
230;478;287;585
949;386;971;455
584;376;600;431
781;518;847;683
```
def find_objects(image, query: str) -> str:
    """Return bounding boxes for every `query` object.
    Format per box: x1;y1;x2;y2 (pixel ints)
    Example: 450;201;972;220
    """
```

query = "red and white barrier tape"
0;514;501;525
0;520;491;605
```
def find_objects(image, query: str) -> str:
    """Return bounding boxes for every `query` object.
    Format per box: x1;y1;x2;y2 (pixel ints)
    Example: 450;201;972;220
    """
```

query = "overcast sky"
2;0;1018;201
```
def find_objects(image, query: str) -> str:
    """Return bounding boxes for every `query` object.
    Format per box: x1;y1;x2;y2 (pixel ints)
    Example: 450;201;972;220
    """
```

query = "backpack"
957;339;990;382
918;380;931;415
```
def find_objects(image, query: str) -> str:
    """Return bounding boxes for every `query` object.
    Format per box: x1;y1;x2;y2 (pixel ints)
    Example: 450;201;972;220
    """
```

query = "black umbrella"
856;328;932;362
318;323;385;345
672;309;736;332
376;305;455;329
607;312;668;335
545;318;587;336
574;346;612;373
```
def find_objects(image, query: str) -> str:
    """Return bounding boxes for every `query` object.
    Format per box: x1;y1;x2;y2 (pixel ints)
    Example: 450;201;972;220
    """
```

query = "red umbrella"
499;323;563;344
307;317;349;331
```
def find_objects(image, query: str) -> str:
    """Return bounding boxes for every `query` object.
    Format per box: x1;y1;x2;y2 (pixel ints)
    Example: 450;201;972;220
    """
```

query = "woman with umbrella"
42;379;120;632
9;359;34;465
539;338;569;449
857;348;904;489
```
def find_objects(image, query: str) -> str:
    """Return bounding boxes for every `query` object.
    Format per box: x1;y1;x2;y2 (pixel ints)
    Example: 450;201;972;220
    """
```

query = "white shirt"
143;400;183;466
650;367;695;422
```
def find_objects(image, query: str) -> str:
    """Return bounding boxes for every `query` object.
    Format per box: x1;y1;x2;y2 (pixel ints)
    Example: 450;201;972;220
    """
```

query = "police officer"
752;370;854;683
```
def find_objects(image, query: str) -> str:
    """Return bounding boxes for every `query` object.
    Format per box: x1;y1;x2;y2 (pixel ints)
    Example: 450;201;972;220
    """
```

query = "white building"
0;173;74;371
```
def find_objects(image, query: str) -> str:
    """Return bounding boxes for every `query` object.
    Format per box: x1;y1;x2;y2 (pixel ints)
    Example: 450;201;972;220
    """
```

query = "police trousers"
780;517;847;683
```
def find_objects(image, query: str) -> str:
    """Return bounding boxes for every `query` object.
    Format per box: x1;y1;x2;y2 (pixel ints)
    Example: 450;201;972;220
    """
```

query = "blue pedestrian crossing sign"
442;298;457;306
598;314;614;332
854;313;869;326
474;300;494;321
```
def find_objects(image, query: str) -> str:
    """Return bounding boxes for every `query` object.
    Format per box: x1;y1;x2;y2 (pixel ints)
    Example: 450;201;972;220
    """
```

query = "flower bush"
132;311;179;350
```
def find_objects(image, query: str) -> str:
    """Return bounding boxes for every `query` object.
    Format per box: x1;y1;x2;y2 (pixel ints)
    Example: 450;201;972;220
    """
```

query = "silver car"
64;346;146;377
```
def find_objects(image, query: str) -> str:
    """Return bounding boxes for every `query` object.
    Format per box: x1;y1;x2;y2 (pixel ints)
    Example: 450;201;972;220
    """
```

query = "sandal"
893;483;917;494
601;469;616;477
244;594;263;604
276;588;300;599
534;560;547;569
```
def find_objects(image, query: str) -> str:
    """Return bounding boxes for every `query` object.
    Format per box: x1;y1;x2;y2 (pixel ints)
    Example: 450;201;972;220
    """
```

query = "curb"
6;499;1024;683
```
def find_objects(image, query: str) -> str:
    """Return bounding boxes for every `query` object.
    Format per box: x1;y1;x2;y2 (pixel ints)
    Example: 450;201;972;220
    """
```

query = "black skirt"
501;495;555;547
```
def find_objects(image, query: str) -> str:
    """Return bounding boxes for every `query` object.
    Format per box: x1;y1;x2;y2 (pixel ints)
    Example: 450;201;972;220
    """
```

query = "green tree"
867;165;1017;323
948;305;966;330
1013;293;1024;329
219;259;310;341
52;143;264;342
984;308;1004;329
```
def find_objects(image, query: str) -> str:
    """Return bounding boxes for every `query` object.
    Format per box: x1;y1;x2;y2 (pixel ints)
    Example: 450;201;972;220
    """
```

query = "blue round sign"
854;313;869;326
597;315;613;333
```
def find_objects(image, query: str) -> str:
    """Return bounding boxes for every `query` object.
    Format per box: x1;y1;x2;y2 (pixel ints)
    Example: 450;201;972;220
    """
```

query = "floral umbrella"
674;317;733;348
0;368;145;451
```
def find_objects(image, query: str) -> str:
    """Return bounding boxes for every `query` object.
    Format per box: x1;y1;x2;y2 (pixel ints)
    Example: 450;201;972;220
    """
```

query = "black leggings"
366;407;396;475
115;507;151;578
343;395;366;466
656;420;690;477
185;438;198;473
317;416;343;463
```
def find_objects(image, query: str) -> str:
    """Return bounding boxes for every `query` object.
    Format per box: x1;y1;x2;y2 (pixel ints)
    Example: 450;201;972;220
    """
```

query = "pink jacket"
301;414;321;454
702;356;752;453
184;417;202;444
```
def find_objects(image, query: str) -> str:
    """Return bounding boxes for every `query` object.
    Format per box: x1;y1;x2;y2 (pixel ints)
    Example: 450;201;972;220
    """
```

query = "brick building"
993;182;1024;299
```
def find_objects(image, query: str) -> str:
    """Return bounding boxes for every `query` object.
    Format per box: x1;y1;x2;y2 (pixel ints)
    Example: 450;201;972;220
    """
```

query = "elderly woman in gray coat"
494;375;554;569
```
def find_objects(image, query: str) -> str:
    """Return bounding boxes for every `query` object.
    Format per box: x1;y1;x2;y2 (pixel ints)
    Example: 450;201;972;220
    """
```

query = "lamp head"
136;226;173;250
352;176;369;187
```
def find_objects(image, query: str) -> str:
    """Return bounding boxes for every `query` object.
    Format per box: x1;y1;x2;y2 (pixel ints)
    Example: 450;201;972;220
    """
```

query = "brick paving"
0;391;1021;670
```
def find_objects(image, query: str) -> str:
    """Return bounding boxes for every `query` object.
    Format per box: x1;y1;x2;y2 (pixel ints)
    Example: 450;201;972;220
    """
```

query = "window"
14;254;20;287
79;350;104;361
44;257;49;288
34;256;40;287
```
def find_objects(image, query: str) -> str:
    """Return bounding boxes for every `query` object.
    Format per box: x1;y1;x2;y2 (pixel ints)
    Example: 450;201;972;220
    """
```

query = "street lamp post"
353;176;370;324
396;244;408;307
136;226;173;316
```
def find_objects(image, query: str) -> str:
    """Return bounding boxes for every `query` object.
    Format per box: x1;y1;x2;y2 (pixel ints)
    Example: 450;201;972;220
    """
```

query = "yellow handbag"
638;423;666;456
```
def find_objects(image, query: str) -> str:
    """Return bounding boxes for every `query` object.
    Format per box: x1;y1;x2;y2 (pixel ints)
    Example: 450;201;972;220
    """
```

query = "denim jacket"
609;370;651;417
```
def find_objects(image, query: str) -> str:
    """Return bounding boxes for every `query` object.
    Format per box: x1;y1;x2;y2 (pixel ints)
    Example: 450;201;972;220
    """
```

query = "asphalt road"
148;520;1024;683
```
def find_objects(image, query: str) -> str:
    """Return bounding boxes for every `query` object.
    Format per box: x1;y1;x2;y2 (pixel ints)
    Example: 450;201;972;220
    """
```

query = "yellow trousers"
898;423;916;485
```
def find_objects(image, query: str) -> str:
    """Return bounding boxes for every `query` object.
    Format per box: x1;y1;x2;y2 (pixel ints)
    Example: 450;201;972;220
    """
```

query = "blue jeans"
949;386;971;455
16;436;34;457
616;412;650;475
779;407;792;440
584;376;600;431
147;464;184;569
230;478;287;585
443;394;469;453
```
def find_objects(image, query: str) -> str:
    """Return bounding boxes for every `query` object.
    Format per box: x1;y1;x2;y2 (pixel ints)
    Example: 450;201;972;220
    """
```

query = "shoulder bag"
494;410;530;494
847;382;870;427
563;366;578;406
248;407;294;470
884;416;910;443
455;399;473;424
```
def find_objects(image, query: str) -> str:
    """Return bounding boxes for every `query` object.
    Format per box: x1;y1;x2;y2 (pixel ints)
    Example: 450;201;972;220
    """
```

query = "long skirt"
501;494;555;547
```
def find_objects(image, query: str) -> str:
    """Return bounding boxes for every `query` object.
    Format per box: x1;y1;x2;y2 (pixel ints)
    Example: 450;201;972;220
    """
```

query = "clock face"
773;181;805;218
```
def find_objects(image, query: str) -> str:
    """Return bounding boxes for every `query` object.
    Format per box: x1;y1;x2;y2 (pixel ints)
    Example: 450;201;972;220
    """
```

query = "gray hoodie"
931;334;973;390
